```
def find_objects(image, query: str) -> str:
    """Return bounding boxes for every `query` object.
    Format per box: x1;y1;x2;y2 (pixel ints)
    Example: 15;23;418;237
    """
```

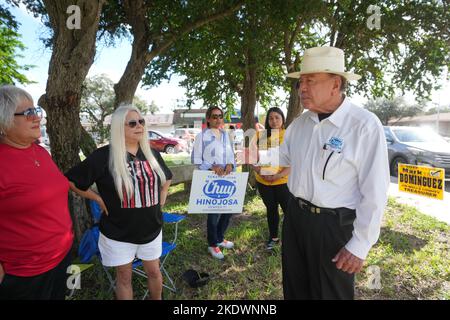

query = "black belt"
296;197;356;218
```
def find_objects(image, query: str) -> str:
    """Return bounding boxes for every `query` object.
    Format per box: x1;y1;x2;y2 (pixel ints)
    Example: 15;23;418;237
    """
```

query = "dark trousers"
207;213;232;246
0;249;72;300
282;196;355;300
257;182;290;239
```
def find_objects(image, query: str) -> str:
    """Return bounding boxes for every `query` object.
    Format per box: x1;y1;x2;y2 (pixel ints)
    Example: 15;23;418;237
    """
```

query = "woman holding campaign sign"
251;107;290;250
191;106;236;260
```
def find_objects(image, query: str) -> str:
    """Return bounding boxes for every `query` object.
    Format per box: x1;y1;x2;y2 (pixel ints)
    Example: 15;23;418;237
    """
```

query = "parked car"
174;128;201;152
174;128;201;142
39;126;50;146
148;130;187;154
384;126;450;180
232;128;244;148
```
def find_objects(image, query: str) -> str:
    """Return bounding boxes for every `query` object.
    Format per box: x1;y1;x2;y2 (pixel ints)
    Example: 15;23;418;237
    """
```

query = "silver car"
233;129;244;147
384;126;450;180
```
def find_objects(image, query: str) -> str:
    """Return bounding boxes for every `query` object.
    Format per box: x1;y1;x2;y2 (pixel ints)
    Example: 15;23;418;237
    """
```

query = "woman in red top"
0;85;74;300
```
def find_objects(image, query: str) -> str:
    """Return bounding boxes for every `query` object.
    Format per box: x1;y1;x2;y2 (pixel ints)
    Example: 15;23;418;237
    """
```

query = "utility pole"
436;103;440;134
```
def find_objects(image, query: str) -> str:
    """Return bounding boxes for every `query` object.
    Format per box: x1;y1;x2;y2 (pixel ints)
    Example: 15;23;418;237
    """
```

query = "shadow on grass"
378;227;428;255
161;213;282;300
69;192;448;300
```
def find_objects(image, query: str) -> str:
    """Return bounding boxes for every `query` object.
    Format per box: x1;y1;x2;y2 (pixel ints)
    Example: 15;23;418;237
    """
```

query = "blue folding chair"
79;200;186;298
130;212;186;296
89;199;102;223
159;212;186;292
77;202;116;294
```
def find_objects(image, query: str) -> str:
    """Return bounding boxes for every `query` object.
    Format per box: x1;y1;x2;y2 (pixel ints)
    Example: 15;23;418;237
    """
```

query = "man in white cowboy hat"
279;46;390;299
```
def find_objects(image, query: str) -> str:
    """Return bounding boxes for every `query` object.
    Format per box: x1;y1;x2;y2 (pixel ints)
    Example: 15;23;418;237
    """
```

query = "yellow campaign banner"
398;164;445;200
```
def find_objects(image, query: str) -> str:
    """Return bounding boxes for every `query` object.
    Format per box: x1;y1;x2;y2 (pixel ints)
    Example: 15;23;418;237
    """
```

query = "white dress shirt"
280;97;390;259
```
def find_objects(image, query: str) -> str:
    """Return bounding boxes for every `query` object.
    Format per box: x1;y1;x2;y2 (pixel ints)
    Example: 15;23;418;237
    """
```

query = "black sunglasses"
126;119;145;128
14;107;42;120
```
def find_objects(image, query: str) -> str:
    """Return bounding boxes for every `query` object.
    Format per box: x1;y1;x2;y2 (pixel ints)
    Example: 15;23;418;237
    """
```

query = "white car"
232;129;244;147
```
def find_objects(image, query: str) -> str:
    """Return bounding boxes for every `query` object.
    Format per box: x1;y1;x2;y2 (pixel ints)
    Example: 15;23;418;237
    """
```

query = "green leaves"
0;2;35;85
364;96;423;125
143;0;297;116
325;0;449;101
0;26;33;85
142;0;449;119
80;74;157;144
80;74;115;144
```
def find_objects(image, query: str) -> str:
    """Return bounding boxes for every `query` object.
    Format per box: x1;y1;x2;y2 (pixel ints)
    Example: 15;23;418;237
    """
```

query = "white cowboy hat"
287;46;361;81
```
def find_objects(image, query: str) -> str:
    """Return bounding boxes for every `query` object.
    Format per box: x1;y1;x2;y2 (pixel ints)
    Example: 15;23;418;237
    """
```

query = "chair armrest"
162;212;186;223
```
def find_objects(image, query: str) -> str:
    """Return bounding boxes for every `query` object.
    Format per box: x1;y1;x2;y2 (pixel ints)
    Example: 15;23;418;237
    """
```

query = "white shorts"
98;231;162;267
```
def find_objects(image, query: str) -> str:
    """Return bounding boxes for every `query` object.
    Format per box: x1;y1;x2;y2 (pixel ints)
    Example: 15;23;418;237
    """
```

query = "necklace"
28;144;40;167
19;143;40;167
1;137;40;167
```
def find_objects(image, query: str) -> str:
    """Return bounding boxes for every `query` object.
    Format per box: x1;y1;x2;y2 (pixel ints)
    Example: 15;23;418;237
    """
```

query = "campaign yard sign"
188;170;249;214
398;164;445;200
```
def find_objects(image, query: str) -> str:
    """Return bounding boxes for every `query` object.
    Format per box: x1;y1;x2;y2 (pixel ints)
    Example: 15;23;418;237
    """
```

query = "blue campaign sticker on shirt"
326;137;344;152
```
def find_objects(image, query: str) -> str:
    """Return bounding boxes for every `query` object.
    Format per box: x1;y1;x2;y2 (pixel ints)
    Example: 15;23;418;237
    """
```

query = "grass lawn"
161;153;191;167
71;185;450;300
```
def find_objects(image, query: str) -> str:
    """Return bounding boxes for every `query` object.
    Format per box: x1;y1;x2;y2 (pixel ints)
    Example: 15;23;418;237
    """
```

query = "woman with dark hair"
252;107;290;250
191;106;236;260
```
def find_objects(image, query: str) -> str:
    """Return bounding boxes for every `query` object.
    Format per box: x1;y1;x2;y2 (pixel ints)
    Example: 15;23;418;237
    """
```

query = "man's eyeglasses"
126;119;145;128
210;114;223;120
14;107;42;120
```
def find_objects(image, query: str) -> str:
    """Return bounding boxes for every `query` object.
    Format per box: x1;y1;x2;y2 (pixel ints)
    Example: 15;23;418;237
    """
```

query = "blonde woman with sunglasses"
66;105;172;300
0;85;74;300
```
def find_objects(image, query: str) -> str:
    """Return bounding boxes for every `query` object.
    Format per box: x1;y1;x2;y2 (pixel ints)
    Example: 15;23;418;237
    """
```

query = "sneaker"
266;238;280;250
208;246;224;259
217;240;234;249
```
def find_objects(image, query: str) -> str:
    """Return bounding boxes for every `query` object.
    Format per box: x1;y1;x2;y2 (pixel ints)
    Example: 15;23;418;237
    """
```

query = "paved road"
388;177;450;224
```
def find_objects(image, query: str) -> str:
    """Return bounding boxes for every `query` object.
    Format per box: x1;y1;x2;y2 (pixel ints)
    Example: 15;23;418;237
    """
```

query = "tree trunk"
39;0;105;243
240;51;258;186
113;44;152;108
79;124;97;157
40;0;104;168
113;0;157;108
286;80;303;127
240;56;257;133
282;21;303;128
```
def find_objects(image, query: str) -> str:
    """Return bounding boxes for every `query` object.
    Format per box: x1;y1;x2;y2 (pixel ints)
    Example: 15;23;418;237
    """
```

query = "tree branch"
149;2;244;59
288;16;303;53
84;106;99;122
284;16;303;72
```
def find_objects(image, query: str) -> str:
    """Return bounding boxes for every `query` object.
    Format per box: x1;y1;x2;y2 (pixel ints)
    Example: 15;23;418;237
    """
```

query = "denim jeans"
207;213;232;246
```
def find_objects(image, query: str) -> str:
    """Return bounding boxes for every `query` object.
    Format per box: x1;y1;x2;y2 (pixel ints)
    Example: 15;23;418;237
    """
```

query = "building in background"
389;112;450;137
144;113;174;136
173;109;206;129
173;109;260;130
102;113;174;136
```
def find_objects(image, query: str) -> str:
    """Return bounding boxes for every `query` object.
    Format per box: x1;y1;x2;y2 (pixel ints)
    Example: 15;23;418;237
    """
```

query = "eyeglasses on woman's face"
125;119;145;128
14;107;42;120
210;114;223;120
